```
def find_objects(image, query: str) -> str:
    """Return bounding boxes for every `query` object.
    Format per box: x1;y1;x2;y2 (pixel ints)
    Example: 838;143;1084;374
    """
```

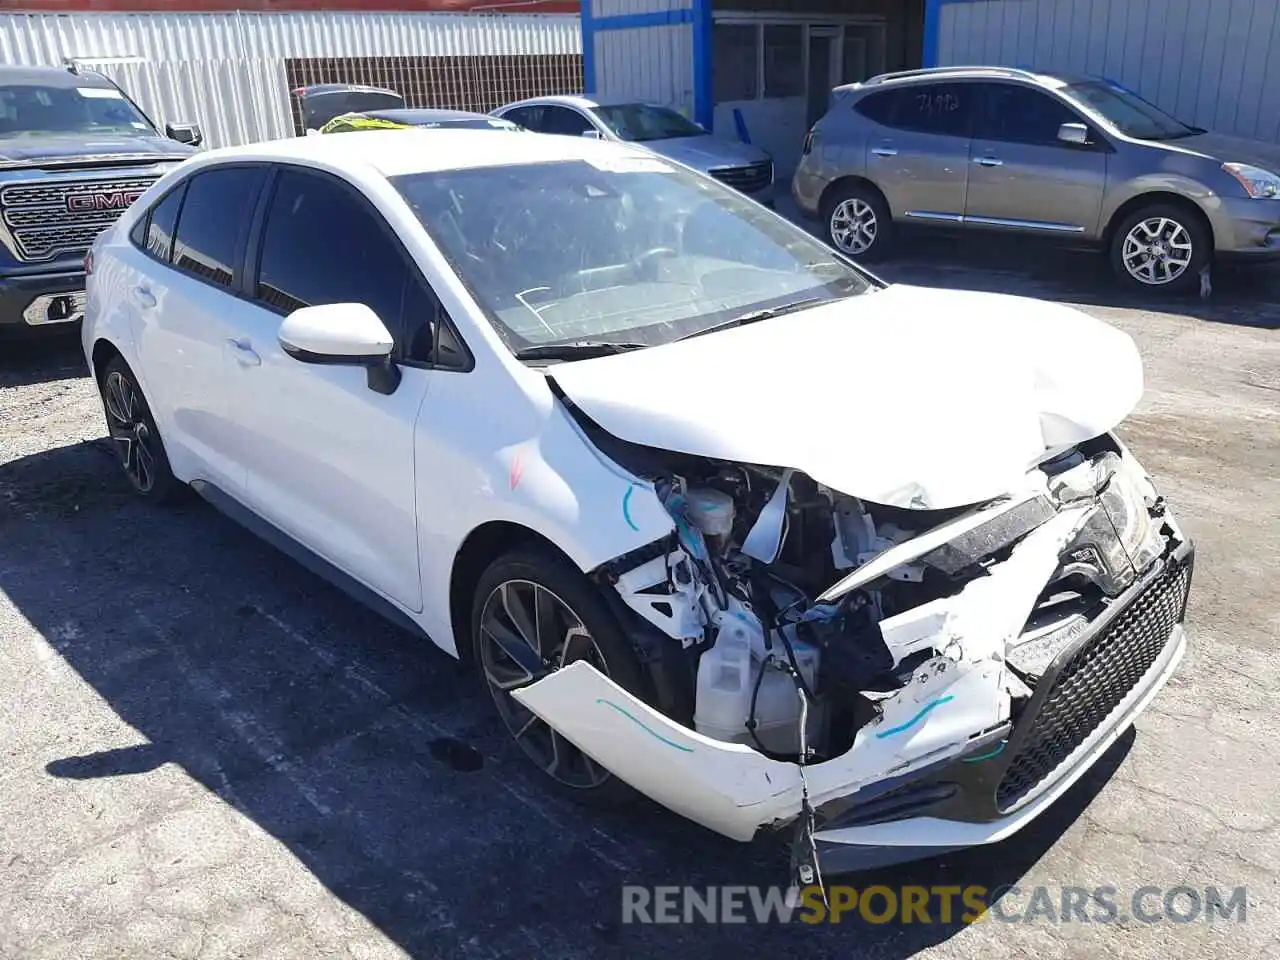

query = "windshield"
392;156;873;354
589;103;705;142
0;84;156;138
1061;81;1196;140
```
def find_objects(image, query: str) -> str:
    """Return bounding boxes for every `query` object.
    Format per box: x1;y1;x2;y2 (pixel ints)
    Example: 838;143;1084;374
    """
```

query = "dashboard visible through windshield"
392;157;873;357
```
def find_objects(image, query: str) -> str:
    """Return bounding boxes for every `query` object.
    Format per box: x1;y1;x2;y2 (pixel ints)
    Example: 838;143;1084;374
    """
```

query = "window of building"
714;23;758;102
762;24;803;98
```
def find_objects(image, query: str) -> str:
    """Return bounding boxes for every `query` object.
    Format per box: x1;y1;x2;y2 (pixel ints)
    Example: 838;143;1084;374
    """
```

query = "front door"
227;166;430;612
964;82;1108;235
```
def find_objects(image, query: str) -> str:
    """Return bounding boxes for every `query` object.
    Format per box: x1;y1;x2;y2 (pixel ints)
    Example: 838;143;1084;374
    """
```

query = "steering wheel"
632;246;679;279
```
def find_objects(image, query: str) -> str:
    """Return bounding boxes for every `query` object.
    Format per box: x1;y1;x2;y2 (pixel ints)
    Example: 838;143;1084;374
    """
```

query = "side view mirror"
279;303;401;395
1057;122;1090;146
166;121;203;147
580;128;602;139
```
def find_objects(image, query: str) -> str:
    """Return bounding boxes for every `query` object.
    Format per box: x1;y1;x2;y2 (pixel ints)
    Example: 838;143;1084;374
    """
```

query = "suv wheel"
98;356;181;502
471;545;649;807
1110;204;1209;294
822;182;893;260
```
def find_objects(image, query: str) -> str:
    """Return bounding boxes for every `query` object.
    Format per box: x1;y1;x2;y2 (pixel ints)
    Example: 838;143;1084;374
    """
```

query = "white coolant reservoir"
695;609;823;755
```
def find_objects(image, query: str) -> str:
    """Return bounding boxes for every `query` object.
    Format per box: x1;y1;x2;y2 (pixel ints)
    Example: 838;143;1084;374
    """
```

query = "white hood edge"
549;285;1144;511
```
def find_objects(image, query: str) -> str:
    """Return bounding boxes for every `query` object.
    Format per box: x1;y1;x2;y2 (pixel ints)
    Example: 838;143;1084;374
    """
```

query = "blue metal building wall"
583;0;713;129
924;0;1280;144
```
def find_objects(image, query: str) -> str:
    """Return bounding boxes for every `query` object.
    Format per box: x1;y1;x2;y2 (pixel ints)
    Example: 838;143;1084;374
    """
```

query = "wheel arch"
448;519;579;667
90;337;126;385
819;175;890;217
1102;192;1215;254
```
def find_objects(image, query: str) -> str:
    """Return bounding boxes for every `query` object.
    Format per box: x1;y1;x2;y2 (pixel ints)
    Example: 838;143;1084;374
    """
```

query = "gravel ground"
1;237;1278;960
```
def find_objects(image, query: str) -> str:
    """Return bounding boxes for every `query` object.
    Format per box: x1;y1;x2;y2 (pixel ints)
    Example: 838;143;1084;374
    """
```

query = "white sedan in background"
83;128;1194;880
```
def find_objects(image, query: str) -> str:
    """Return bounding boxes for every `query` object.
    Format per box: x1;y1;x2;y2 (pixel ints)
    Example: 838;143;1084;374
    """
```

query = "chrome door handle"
132;286;156;309
975;156;1003;167
227;337;261;367
871;147;898;157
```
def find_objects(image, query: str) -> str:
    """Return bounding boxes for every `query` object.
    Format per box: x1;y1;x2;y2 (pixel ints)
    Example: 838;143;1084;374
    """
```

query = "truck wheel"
471;545;650;807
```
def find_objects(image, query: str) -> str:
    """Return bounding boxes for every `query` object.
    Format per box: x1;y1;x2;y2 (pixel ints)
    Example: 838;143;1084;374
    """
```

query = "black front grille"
709;160;773;194
996;556;1192;811
0;176;158;261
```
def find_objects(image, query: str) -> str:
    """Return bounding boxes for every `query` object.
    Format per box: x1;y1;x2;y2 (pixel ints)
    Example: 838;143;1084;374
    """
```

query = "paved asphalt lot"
2;234;1279;960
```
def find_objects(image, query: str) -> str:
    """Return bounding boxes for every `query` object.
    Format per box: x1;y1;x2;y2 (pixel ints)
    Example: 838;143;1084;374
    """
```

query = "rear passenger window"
171;167;265;288
130;183;185;263
861;84;973;138
855;91;896;126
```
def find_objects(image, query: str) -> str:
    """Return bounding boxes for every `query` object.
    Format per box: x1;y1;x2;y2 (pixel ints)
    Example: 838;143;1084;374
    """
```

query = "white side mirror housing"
279;303;400;393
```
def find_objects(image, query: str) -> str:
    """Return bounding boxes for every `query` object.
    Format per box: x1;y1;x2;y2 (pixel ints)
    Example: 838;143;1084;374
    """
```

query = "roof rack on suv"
864;65;1042;85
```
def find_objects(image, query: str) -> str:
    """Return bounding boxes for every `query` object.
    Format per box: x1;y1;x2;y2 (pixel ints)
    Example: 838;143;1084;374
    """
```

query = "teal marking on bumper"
874;695;955;739
961;740;1008;763
597;698;693;752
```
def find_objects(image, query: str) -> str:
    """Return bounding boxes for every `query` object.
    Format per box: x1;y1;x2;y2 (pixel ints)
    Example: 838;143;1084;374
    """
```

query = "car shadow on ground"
0;329;87;388
1;440;1134;958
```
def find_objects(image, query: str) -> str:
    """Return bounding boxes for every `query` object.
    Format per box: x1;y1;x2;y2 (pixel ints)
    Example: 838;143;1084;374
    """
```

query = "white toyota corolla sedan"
83;128;1194;879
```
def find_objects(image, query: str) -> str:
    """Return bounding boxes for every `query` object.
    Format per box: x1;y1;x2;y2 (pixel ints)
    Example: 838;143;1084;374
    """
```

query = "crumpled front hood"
642;135;771;172
549;285;1144;510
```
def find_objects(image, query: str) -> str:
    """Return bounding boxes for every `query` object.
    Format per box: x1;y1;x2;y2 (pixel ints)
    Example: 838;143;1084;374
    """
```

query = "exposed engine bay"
591;429;1180;768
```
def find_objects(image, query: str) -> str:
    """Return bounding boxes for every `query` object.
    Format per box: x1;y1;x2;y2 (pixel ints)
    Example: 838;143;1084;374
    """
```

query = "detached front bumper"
813;538;1194;871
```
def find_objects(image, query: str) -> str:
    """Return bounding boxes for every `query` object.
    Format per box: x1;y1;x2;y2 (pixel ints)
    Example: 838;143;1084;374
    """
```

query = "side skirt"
189;479;431;644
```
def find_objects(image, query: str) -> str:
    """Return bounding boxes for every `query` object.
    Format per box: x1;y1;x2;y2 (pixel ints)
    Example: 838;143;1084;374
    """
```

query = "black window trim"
245;162;474;374
129;179;189;266
974;81;1114;151
131;161;271;298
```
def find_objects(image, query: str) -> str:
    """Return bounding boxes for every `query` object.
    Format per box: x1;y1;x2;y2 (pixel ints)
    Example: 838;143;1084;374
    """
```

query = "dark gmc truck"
0;64;202;335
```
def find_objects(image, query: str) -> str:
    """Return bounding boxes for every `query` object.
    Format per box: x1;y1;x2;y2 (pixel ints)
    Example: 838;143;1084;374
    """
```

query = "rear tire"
1108;203;1210;295
98;356;182;503
821;181;894;261
471;545;651;808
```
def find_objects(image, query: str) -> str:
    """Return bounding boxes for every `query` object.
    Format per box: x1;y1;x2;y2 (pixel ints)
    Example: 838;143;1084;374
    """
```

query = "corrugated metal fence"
0;10;583;147
937;0;1280;144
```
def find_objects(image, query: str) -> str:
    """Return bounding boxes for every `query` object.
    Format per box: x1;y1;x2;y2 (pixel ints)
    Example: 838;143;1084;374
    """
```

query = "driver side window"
541;106;595;137
253;166;466;368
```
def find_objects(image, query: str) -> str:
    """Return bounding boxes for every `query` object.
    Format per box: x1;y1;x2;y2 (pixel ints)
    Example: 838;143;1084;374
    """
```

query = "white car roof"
498;93;654;111
187;127;658;179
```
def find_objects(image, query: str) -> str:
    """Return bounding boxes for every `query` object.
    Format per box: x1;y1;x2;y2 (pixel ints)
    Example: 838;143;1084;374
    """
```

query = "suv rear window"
855;83;973;138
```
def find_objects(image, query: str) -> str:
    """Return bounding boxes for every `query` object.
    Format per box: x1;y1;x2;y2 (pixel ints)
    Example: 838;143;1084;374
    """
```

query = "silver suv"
792;66;1280;293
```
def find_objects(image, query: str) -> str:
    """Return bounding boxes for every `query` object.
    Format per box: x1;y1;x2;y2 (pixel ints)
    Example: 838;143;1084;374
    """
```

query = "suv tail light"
84;248;94;276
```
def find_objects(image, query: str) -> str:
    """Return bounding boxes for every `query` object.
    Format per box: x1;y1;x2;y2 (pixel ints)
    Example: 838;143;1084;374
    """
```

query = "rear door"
860;81;974;223
129;164;268;496
965;82;1108;235
225;165;435;611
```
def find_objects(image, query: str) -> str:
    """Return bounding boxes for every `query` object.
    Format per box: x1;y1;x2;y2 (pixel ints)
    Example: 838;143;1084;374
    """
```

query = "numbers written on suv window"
856;83;972;138
253;166;467;369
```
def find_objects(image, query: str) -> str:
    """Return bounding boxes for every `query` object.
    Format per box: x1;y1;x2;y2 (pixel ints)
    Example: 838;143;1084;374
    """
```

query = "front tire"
98;356;181;503
1109;204;1210;294
471;545;649;807
821;181;894;261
